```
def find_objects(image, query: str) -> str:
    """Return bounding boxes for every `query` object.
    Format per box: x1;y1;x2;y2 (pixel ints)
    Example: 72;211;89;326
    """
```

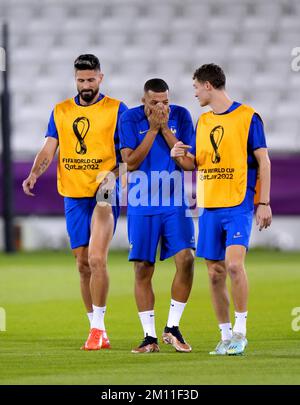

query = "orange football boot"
81;328;111;350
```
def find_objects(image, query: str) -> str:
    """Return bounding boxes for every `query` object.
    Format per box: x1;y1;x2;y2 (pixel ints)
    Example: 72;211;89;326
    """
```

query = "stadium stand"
0;0;299;157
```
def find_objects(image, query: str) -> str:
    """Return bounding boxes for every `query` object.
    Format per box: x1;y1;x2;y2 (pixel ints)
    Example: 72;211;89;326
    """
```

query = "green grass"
0;249;300;385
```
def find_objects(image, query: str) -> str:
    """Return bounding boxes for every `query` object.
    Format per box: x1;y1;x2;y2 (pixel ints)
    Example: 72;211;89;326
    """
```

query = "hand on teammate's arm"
170;141;196;171
254;148;272;231
22;137;58;196
96;163;127;196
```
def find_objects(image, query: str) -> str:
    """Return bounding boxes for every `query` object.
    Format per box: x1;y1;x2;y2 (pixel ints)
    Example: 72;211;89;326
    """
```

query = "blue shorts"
196;206;254;261
128;208;195;264
64;196;120;250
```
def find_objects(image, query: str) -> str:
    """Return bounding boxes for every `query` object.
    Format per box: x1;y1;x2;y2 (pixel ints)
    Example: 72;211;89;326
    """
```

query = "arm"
170;141;196;171
161;125;178;149
254;147;272;231
96;163;127;193
121;129;158;171
22;137;58;196
161;124;196;174
164;106;196;171
96;164;126;205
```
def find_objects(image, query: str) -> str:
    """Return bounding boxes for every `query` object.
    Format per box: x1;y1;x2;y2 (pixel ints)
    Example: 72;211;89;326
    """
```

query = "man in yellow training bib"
22;54;127;350
171;64;272;356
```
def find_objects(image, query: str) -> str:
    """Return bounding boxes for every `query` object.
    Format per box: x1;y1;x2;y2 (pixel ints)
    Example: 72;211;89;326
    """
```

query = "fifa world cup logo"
73;117;90;155
210;125;224;164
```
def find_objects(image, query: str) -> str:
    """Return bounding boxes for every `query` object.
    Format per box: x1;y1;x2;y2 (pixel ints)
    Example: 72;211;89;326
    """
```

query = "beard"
79;88;99;103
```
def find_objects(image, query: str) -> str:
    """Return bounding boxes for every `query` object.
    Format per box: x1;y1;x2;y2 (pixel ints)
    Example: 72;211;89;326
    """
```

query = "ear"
98;72;104;83
204;81;211;90
141;97;145;104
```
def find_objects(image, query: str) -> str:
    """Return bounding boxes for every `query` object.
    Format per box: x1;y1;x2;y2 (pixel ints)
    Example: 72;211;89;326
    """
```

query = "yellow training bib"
54;96;120;197
196;104;256;208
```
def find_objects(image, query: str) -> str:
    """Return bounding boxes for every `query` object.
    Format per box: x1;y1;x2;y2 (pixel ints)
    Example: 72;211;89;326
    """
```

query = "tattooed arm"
22;137;59;196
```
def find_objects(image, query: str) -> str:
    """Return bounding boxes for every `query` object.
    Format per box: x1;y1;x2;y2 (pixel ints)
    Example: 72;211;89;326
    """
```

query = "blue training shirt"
119;104;195;215
45;93;128;165
191;101;267;211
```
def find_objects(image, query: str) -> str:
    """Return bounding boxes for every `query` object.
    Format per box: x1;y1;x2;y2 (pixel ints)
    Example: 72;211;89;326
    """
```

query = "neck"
209;91;233;114
79;92;100;106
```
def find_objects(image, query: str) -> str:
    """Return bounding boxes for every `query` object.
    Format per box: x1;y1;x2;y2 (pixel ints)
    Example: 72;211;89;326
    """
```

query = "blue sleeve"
177;107;195;146
117;102;128;120
114;102;128;164
248;113;267;151
45;110;58;139
119;112;139;150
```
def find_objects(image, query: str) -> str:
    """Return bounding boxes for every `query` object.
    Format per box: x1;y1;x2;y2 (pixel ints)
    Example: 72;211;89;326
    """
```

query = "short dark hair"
193;64;226;89
144;78;169;93
74;54;101;71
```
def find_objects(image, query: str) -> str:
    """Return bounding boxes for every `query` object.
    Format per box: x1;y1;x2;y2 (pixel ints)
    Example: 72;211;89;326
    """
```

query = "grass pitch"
0;249;300;385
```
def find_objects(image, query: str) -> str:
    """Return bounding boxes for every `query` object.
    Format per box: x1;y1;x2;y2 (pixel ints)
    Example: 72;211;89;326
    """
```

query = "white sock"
138;310;157;338
233;311;248;336
87;312;93;327
219;323;233;341
91;305;106;330
167;299;186;328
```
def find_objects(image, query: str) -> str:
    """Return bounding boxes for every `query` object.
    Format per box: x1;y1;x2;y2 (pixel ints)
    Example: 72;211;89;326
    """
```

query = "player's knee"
177;250;194;276
78;265;91;280
76;257;90;278
208;263;226;285
183;250;194;271
226;261;244;278
88;254;107;273
134;262;153;283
